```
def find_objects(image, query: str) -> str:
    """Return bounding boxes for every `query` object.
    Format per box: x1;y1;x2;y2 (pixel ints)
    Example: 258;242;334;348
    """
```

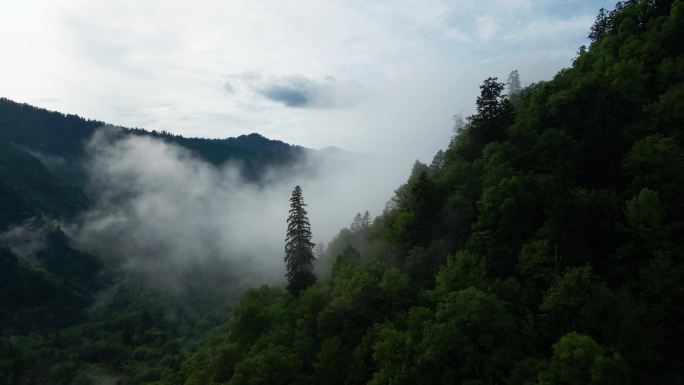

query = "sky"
0;0;611;163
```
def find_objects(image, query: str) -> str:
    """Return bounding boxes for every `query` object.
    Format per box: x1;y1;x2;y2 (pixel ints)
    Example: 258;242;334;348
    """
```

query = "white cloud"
67;128;404;291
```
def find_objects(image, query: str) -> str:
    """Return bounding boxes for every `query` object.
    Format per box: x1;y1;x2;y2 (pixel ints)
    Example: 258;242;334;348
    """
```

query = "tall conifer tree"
285;185;316;295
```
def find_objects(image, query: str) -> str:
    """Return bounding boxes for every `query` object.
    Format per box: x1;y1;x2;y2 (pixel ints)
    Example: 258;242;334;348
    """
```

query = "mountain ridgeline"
2;0;684;384
0;97;306;230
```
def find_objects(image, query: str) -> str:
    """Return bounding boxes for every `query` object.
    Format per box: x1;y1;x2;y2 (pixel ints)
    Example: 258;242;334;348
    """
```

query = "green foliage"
540;266;625;344
419;287;518;384
1;283;232;385
0;141;88;229
539;332;628;385
626;188;663;231
0;246;93;335
434;250;487;295
229;344;303;385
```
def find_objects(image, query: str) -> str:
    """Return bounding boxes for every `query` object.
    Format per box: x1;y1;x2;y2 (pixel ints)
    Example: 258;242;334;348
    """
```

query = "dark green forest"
0;96;309;383
2;0;684;384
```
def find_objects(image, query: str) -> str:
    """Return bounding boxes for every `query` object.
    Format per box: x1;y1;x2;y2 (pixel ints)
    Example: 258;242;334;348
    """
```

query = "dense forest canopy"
1;0;684;384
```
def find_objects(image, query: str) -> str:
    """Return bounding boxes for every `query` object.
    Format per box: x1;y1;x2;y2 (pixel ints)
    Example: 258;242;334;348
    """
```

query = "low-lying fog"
63;127;410;289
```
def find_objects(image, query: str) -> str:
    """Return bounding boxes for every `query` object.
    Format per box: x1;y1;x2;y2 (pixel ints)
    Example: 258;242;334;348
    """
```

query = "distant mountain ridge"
0;97;305;165
0;97;308;230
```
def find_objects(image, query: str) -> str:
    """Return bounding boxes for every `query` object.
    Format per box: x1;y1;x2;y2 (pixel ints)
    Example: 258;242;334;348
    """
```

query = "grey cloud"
225;73;365;109
261;84;311;107
258;75;322;108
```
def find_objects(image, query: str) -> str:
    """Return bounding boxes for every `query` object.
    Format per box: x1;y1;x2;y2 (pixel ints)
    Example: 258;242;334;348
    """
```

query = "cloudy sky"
1;0;610;162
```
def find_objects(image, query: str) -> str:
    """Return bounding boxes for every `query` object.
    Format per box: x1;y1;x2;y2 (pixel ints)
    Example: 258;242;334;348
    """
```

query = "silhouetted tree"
475;77;506;121
285;185;316;295
463;77;514;159
589;8;610;42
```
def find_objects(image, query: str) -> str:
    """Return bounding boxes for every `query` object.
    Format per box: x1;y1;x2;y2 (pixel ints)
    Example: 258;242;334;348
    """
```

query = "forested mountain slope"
156;2;683;385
